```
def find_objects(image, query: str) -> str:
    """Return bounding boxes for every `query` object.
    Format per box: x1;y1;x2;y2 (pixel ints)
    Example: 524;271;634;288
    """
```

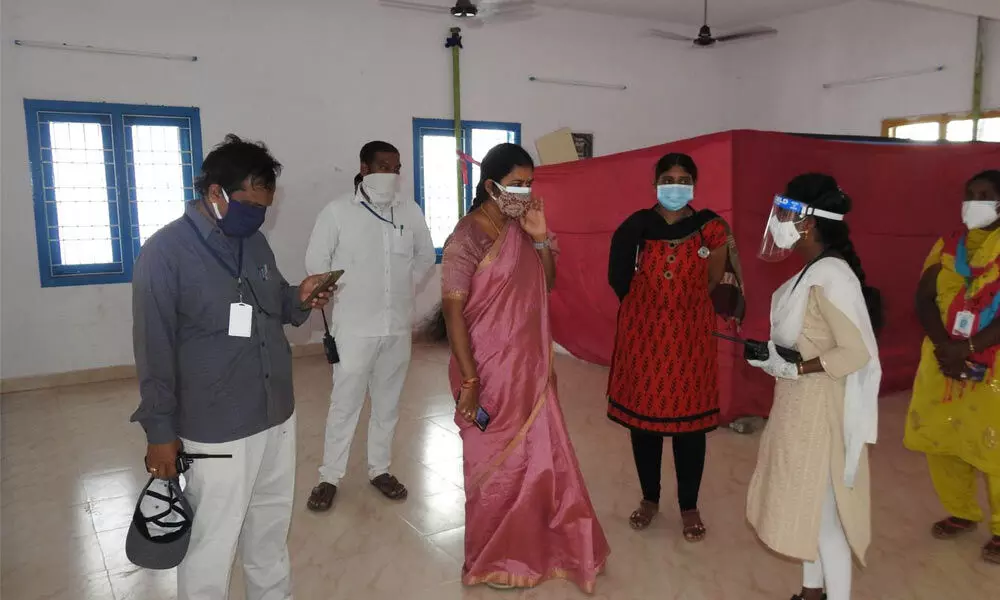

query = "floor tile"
3;350;999;599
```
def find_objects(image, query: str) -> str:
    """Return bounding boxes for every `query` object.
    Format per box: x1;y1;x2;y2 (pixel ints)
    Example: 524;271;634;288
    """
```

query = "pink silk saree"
442;218;610;593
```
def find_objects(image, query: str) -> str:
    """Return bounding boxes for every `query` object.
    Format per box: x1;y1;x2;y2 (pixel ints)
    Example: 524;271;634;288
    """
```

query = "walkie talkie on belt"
320;309;340;365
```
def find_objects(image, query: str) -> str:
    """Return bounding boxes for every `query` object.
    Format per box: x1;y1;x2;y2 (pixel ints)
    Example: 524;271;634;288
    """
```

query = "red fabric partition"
534;130;1000;421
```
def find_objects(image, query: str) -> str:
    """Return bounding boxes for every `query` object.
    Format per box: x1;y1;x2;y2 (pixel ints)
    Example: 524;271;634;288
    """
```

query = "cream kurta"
747;286;872;564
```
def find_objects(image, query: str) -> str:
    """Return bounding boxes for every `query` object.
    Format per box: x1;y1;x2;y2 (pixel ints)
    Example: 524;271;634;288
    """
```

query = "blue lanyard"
360;201;397;229
184;215;244;283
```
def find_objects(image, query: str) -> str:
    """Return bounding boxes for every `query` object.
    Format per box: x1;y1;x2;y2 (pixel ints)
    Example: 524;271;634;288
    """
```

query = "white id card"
229;303;253;338
952;310;975;338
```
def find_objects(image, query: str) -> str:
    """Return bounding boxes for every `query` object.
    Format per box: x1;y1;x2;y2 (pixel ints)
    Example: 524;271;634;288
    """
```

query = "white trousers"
802;477;853;600
319;334;411;485
178;414;296;600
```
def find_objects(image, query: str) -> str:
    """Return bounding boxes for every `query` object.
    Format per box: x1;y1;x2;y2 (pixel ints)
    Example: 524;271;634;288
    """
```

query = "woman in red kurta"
607;153;735;541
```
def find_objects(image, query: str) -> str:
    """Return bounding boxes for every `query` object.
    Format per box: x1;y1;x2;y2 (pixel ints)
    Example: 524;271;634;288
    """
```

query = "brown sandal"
983;536;1000;564
370;473;408;501
629;500;659;530
932;517;977;539
306;482;337;512
681;509;707;543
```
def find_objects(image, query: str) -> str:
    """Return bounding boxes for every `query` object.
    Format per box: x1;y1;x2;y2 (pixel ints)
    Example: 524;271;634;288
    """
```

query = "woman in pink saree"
438;144;610;592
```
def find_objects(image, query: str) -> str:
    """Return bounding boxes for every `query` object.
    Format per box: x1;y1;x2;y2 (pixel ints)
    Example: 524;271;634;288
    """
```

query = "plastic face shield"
757;195;845;262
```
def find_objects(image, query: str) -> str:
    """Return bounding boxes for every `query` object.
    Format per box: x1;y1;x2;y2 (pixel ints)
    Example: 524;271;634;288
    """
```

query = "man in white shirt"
304;141;436;511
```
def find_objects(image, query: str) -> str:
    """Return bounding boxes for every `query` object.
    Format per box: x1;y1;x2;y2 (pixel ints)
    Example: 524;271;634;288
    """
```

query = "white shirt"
305;189;436;337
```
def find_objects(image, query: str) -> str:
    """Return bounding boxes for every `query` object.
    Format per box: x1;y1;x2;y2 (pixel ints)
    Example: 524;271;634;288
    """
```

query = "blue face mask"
657;184;694;211
211;189;267;238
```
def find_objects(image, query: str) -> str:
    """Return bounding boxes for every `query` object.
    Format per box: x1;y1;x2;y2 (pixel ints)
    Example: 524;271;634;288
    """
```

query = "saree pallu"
905;227;1000;477
445;223;610;593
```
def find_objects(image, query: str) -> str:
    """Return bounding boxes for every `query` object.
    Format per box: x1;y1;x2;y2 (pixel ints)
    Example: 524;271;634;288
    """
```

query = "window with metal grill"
412;118;521;261
24;100;203;287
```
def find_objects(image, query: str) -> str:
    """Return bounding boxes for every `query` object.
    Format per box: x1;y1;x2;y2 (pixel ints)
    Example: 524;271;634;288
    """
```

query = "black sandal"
370;473;408;501
306;482;337;512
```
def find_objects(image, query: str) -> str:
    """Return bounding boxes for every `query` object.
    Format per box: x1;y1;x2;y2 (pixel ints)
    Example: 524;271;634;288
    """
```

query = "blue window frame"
24;99;203;287
412;118;521;260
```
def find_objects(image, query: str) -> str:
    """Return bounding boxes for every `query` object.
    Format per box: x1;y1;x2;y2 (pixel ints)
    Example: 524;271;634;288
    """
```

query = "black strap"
140;482;189;528
184;215;243;281
791;249;839;292
321;307;331;335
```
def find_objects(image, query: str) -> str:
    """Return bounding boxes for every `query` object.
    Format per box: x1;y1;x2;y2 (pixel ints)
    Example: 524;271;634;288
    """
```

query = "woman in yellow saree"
904;169;1000;564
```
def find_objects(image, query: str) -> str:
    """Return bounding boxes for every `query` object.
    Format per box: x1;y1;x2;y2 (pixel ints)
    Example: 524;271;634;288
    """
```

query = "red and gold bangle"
461;377;480;389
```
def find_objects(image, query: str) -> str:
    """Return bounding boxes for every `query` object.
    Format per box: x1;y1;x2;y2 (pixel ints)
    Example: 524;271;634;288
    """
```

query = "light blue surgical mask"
656;184;694;211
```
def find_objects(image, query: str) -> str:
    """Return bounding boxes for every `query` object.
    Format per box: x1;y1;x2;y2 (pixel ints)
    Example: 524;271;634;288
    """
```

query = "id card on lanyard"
952;310;976;339
184;216;253;338
950;234;982;340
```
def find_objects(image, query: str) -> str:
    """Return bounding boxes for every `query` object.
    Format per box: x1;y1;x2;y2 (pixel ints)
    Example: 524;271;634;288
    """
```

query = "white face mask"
962;200;999;230
361;173;400;205
768;217;802;250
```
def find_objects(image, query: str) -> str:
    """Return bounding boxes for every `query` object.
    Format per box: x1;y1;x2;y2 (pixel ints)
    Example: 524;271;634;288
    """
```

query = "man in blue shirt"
131;134;333;600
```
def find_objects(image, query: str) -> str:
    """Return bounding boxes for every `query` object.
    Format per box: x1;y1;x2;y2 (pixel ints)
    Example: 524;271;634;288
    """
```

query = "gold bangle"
797;362;804;376
969;339;977;354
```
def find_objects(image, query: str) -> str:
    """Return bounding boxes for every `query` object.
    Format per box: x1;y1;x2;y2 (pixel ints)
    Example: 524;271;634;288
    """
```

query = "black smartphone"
299;270;344;311
474;406;491;432
964;361;987;383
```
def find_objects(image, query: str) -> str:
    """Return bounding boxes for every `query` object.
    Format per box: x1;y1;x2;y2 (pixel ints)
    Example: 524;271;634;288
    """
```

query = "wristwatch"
533;238;551;250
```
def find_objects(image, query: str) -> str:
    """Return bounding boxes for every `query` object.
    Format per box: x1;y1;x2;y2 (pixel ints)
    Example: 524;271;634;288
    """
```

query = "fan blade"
649;29;695;42
379;0;444;14
476;1;536;24
713;27;777;43
480;0;534;18
482;0;534;10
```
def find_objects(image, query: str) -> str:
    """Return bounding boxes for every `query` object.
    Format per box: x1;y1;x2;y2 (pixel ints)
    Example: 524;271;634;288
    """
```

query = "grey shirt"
130;202;310;445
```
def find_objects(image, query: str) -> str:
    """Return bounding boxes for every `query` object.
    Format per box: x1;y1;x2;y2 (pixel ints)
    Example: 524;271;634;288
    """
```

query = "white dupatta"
770;257;881;488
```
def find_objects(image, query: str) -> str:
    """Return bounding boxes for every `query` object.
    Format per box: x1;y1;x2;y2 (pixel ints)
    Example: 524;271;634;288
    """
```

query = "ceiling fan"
379;0;536;26
650;0;777;48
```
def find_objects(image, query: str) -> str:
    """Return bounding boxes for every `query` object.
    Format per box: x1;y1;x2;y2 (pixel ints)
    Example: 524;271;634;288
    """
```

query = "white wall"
722;0;1000;134
0;0;726;378
1;0;998;379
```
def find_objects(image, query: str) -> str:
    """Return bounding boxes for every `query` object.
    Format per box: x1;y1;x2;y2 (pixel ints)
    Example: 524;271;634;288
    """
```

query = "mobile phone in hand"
300;270;344;311
474;406;491;432
965;361;987;382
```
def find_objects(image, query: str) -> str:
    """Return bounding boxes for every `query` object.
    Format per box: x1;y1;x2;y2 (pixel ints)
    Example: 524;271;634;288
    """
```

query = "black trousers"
630;429;706;512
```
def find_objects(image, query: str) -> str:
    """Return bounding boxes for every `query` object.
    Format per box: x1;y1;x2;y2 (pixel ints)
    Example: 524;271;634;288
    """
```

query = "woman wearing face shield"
904;169;1000;565
745;174;882;600
433;143;610;592
606;153;744;540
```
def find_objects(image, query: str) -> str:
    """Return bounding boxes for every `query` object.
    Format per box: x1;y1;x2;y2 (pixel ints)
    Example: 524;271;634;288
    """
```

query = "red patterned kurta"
607;213;727;435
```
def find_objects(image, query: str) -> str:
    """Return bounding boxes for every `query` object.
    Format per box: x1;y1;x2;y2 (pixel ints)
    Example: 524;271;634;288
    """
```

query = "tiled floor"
2;344;998;599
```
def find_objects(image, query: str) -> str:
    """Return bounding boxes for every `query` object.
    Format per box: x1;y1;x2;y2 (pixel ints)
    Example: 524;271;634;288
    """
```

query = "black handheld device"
712;332;803;363
474;406;491;432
